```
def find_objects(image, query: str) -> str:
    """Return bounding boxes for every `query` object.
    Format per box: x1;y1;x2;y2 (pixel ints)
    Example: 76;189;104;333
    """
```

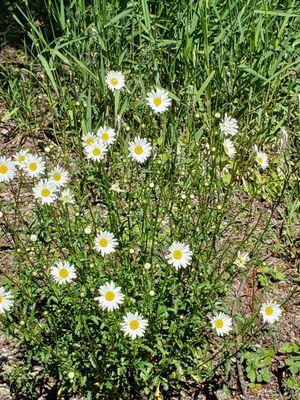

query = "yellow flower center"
105;291;115;301
53;172;61;181
215;319;224;329
99;238;108;247
236;257;243;265
134;145;143;155
18;155;25;163
86;137;94;145
101;133;109;141
153;97;162;106
129;320;140;330
257;156;263;164
265;306;273;316
41;188;50;197
110;77;118;86
0;164;8;174
59;268;69;278
29;162;37;171
173;249;182;260
0;295;2;304
93;148;101;156
224;146;229;155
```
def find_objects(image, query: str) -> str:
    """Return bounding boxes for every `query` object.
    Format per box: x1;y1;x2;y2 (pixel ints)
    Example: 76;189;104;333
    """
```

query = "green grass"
0;0;299;399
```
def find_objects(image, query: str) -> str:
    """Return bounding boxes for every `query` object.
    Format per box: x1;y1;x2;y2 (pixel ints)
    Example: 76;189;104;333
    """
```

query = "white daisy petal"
94;281;124;311
211;312;232;336
128;137;152;164
82;132;97;147
84;140;107;161
50;261;76;284
49;166;69;187
165;241;193;270
0;287;13;313
96;126;116;146
0;157;16;183
24;154;46;178
121;311;148;340
13;149;29;168
60;188;75;204
33;179;58;205
220;114;238;137
234;251;250;268
105;70;125;91
94;230;118;255
147;88;171;114
256;151;268;169
223;139;235;158
260;301;282;324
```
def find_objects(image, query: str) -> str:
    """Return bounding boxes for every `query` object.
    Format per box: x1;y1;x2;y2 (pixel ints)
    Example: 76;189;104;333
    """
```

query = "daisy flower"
256;151;268;169
97;126;116;146
234;251;250;268
94;281;124;311
0;287;13;313
223;139;235;158
166;242;193;270
260;301;282;324
33;179;58;205
105;70;125;91
24;154;45;178
50;261;76;284
121;311;148;340
220;114;238;136
14;149;29;168
211;312;232;336
82;132;97;147
49;166;69;187
94;230;118;255
128;137;152;164
0;157;16;183
84;140;107;161
147;88;171;114
60;188;75;204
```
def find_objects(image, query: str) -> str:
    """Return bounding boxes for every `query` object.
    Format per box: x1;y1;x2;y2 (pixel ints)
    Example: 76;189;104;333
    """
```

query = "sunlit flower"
14;149;29;168
94;281;124;311
128;137;152;163
147;88;171;113
25;154;45;177
84;140;107;161
49;166;69;187
211;312;232;336
260;301;282;324
223;139;235;157
33;179;58;205
50;261;76;284
256;151;268;169
121;311;148;339
94;230;118;255
105;70;125;91
84;226;92;234
0;157;16;183
234;251;250;268
60;188;75;204
166;242;193;270
97;126;116;146
111;182;125;193
220;114;238;136
82;132;97;147
0;287;13;313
